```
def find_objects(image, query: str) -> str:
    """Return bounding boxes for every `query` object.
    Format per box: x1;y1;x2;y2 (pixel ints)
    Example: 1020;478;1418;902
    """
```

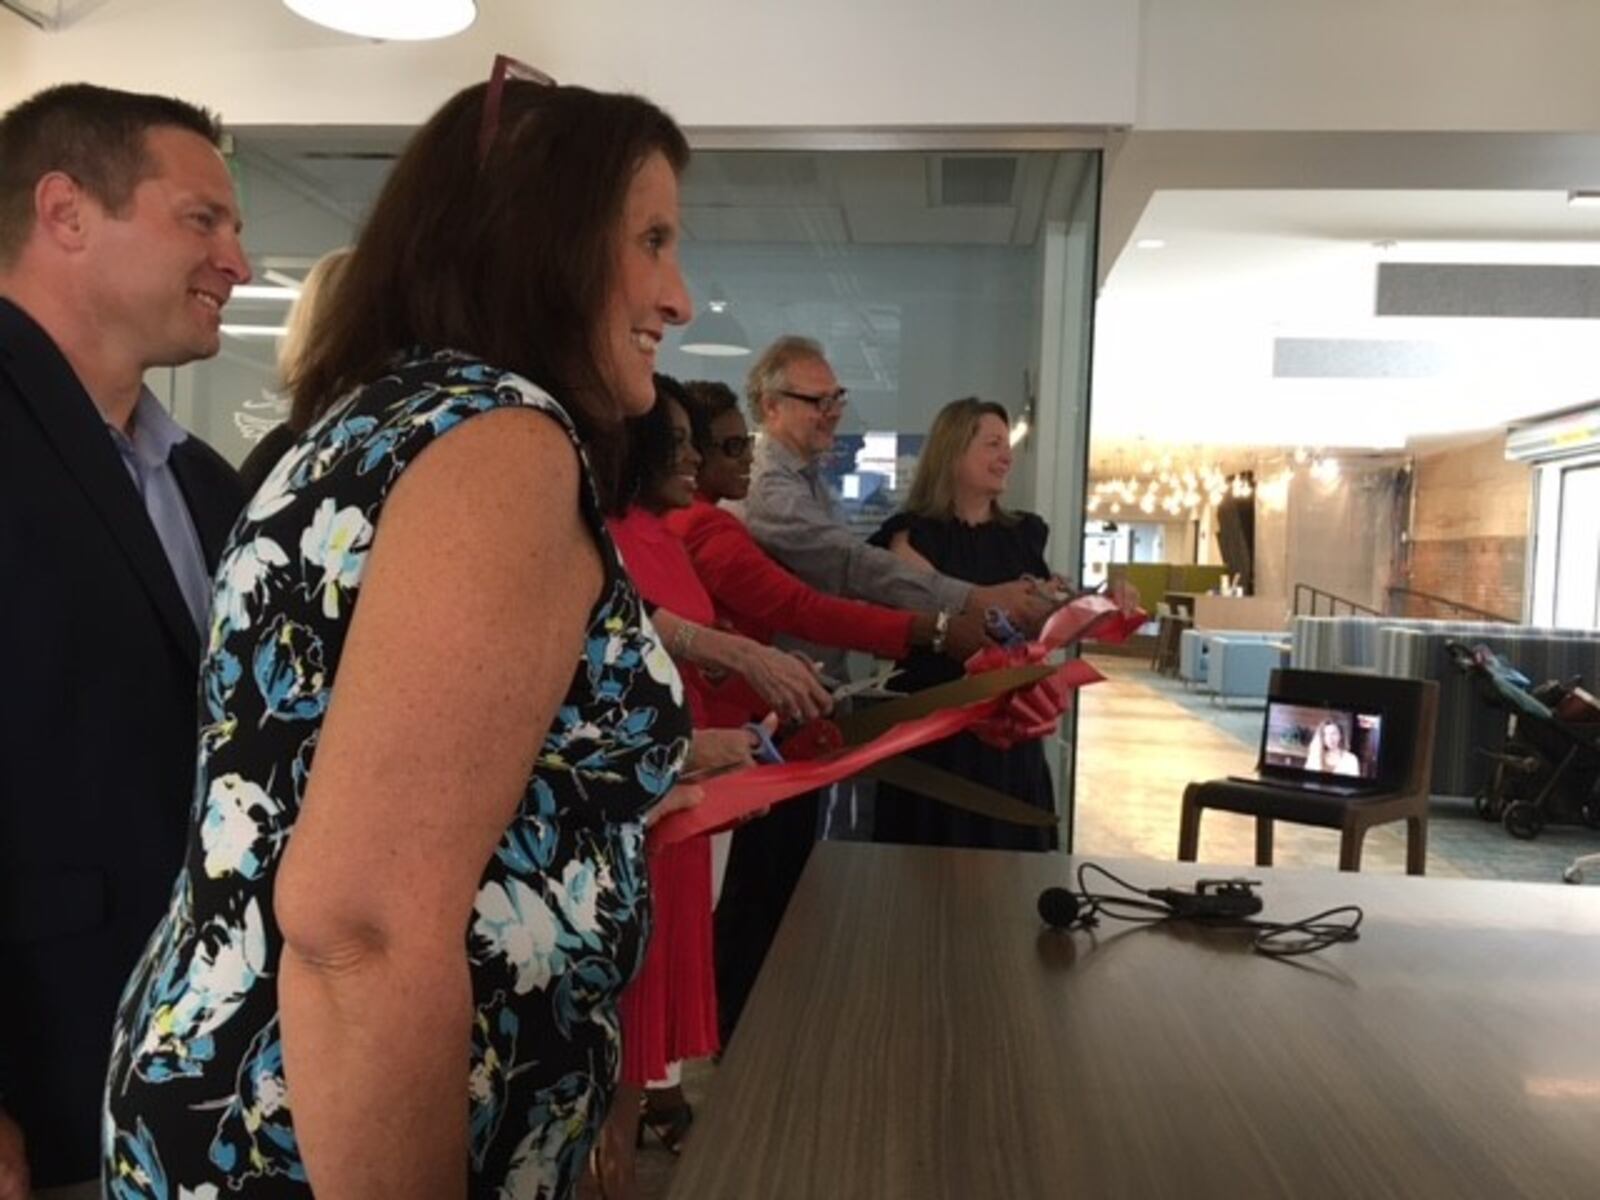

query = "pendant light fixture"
283;0;477;41
680;290;752;357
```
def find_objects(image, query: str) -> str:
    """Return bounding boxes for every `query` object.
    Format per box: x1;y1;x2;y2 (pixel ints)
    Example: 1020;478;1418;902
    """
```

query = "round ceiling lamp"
680;295;752;357
283;0;478;40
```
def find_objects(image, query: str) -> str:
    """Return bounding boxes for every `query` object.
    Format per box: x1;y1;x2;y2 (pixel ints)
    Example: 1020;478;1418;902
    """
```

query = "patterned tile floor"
637;653;1600;1198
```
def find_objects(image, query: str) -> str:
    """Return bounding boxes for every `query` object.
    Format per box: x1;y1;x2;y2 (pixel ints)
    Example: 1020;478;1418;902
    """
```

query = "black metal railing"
1386;586;1515;624
1292;583;1383;618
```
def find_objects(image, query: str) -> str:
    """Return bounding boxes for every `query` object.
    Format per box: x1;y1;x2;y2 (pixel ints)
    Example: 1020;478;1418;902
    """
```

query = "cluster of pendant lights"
1086;448;1340;518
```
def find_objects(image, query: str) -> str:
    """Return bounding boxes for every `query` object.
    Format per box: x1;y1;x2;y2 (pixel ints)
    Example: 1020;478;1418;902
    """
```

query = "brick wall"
1404;434;1530;620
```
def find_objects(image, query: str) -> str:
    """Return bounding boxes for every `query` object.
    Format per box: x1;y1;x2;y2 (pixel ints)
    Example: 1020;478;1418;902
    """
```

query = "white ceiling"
1091;186;1600;468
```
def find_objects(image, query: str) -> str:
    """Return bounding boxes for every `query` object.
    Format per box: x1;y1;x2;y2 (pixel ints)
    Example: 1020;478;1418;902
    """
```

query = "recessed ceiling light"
222;324;290;338
231;285;301;302
283;0;477;41
1135;238;1167;250
1568;191;1600;208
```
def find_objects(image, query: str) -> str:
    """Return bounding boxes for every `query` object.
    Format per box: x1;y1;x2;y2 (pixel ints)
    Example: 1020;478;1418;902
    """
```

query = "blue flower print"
498;1071;597;1200
198;773;286;881
292;412;379;489
199;648;242;760
549;859;604;952
251;613;329;724
472;878;580;996
469;995;521;1170
290;727;319;806
498;811;560;877
208;1019;307;1187
200;648;242;726
550;955;623;1041
106;1117;168;1200
127;898;267;1084
212;535;290;639
635;739;686;800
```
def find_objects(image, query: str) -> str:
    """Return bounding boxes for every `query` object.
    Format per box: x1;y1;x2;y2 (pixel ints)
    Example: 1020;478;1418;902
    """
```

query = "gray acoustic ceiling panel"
1376;262;1600;319
1272;337;1453;379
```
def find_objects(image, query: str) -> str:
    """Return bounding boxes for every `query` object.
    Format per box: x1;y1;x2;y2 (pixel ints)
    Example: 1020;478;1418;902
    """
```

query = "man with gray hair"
0;82;249;1199
739;336;1050;842
742;335;1048;667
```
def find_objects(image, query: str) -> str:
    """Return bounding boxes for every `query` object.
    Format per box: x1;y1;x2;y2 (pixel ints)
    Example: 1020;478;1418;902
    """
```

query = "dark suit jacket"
0;298;245;1185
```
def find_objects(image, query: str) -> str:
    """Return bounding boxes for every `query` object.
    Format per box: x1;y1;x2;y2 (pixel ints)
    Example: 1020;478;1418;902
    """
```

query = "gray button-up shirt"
105;388;212;638
742;435;972;675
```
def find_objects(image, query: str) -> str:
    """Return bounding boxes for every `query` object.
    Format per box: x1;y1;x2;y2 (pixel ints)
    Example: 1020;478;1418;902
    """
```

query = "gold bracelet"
671;621;699;659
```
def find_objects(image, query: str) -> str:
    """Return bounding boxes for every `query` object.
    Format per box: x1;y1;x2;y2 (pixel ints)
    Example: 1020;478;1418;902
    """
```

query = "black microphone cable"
1038;862;1363;959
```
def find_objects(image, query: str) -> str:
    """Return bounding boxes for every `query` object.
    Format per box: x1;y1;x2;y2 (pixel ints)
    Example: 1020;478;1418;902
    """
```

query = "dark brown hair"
289;82;689;505
680;379;741;454
0;83;222;267
613;374;690;515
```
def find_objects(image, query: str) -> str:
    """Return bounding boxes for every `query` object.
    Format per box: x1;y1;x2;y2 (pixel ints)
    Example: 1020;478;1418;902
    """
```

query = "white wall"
12;1;1600;135
0;0;1139;126
1140;0;1600;133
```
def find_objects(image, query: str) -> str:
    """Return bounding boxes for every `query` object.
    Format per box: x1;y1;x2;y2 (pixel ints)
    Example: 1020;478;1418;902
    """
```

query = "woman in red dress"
595;377;830;1198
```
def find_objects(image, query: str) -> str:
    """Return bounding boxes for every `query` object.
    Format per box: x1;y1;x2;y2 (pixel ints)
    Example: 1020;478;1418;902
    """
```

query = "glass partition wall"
158;134;1101;847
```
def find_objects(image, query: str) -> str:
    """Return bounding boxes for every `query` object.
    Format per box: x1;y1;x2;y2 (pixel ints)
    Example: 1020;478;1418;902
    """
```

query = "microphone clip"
1146;877;1264;920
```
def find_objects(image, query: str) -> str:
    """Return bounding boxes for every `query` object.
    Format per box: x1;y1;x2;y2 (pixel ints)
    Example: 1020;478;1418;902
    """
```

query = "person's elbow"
275;867;468;987
276;883;395;984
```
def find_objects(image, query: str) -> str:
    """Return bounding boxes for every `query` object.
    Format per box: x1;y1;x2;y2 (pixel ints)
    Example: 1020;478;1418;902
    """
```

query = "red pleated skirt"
618;834;718;1084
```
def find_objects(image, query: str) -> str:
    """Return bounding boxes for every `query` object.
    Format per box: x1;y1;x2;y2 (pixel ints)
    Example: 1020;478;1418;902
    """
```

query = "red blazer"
665;496;915;661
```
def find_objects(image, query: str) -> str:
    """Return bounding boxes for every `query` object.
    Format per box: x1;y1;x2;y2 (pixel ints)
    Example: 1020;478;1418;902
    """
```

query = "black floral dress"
102;352;690;1198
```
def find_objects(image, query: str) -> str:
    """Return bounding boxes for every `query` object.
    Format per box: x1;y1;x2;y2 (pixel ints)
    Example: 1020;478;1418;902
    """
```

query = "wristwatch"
931;609;951;655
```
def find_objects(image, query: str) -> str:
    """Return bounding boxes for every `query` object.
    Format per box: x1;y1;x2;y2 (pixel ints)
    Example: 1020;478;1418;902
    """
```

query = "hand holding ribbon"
648;591;1142;849
966;590;1148;749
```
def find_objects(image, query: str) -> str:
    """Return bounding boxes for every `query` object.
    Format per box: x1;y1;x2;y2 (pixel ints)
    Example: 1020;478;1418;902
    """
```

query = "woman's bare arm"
275;408;601;1199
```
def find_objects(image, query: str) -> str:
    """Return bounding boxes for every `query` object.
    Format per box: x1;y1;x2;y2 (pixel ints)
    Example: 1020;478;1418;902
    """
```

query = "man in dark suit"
0;84;250;1198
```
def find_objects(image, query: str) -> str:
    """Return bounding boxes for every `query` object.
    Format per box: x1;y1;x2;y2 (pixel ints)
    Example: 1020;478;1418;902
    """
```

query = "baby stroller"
1444;641;1600;840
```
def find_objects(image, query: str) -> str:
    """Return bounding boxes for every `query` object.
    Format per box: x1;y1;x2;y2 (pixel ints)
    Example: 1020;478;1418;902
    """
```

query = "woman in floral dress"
102;80;712;1199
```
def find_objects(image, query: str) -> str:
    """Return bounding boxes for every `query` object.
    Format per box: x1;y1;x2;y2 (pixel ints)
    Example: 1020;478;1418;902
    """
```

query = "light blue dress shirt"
104;388;212;639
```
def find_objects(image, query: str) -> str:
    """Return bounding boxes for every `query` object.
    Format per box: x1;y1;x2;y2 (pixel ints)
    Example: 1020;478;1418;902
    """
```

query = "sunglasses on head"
477;54;557;168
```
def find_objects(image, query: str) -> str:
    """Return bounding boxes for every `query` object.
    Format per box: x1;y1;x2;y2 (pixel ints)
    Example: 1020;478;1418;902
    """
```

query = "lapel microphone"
1035;863;1361;957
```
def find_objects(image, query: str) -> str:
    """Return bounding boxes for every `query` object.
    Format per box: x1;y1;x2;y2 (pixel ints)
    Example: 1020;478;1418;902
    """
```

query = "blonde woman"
870;396;1059;850
236;246;351;492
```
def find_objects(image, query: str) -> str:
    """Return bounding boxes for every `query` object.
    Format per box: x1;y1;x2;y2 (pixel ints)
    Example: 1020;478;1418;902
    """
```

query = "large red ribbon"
648;590;1144;848
650;658;1103;847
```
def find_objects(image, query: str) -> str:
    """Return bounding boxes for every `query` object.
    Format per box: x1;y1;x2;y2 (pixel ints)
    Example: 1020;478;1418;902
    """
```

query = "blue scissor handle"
985;606;1028;649
745;720;786;765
